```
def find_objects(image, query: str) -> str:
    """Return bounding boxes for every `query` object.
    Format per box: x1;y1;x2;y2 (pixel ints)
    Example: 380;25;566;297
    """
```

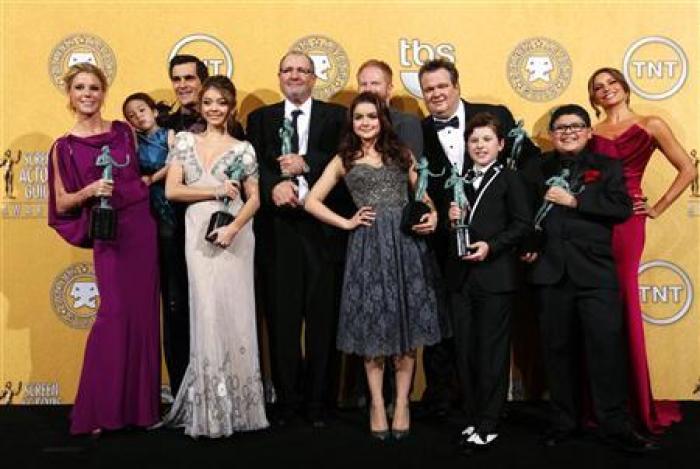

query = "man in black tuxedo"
246;51;347;427
153;54;210;398
523;104;656;453
418;58;539;417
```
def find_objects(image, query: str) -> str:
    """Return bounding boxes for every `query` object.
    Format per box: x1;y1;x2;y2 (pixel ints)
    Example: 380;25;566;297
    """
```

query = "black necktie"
434;116;459;132
290;109;303;154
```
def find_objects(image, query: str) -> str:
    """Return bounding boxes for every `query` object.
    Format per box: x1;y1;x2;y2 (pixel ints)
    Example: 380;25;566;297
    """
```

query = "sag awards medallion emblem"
506;37;572;102
48;33;117;92
290;35;349;100
50;262;100;329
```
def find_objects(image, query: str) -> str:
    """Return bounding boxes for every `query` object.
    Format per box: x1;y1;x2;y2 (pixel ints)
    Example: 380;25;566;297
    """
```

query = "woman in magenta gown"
48;63;161;435
587;67;696;434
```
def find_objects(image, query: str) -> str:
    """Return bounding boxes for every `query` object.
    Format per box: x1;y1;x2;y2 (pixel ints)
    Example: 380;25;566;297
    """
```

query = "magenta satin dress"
590;124;681;434
48;121;161;434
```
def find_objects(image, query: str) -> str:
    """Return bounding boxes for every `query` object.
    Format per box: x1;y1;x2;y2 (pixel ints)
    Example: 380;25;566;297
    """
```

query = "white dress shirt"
284;98;312;201
472;160;497;190
436;100;466;174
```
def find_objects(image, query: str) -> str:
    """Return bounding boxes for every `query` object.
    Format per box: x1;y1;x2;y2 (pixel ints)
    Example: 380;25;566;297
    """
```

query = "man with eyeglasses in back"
247;50;347;429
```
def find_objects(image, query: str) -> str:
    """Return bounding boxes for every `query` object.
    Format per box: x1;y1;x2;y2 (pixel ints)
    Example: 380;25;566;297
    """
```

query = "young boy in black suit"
523;104;657;453
447;113;532;450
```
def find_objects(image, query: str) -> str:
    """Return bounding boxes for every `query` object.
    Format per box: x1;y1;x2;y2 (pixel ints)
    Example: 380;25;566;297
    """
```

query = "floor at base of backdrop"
1;401;698;469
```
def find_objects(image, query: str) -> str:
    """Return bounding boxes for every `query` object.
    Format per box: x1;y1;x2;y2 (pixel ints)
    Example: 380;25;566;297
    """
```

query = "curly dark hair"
338;92;411;171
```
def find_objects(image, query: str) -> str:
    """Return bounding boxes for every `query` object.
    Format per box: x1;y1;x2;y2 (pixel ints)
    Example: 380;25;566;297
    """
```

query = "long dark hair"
338;92;411;171
587;67;631;118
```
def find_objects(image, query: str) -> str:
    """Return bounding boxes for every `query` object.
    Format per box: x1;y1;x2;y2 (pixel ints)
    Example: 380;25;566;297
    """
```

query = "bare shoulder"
638;115;671;137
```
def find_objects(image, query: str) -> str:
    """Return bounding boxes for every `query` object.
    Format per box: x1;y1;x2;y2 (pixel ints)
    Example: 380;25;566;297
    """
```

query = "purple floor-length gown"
48;120;161;434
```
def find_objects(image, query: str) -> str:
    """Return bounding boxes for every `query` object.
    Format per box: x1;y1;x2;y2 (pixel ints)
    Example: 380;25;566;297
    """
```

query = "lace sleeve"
166;131;194;165
241;141;259;181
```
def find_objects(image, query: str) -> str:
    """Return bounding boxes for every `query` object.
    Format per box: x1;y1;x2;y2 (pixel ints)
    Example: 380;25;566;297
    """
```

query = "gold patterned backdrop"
0;0;698;404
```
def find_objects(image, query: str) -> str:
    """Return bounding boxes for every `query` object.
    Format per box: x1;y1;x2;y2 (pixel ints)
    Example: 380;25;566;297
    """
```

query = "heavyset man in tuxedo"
418;58;539;419
246;51;347;427
523;105;656;453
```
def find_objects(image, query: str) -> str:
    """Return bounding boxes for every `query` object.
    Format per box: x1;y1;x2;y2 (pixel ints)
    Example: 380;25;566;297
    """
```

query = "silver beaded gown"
337;163;445;357
159;132;268;437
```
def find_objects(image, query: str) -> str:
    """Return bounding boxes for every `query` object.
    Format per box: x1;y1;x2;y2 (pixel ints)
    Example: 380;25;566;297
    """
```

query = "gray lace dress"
337;163;445;357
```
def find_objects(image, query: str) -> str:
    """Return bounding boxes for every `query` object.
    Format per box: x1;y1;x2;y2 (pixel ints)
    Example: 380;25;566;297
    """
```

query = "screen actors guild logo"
169;34;234;77
51;263;100;329
638;260;694;325
48;33;117;92
1;149;21;199
623;36;688;101
506;37;572;102
398;38;456;98
290;35;349;100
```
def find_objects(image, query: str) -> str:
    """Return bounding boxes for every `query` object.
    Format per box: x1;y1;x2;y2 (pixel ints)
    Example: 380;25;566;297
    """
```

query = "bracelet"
214;185;224;200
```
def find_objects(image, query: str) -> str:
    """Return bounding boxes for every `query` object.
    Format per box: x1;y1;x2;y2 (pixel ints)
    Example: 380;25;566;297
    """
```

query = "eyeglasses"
551;123;588;134
279;67;314;76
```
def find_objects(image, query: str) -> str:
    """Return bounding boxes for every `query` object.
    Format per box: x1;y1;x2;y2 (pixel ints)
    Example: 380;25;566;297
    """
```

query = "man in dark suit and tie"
418;58;539;419
523;104;656;453
246;51;347;428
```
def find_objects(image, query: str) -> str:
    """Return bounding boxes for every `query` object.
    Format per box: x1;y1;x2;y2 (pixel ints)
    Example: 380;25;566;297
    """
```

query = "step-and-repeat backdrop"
1;1;698;404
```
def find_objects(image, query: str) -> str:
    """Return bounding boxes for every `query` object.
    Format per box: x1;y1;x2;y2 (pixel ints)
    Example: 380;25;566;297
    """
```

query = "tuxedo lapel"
474;165;497;198
307;100;325;161
268;102;285;155
425;116;451;172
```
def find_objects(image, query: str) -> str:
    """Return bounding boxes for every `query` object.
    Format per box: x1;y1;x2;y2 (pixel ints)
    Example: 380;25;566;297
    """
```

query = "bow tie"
467;169;485;179
434;116;459;131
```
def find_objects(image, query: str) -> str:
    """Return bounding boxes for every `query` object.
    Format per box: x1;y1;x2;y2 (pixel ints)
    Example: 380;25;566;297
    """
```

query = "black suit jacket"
246;99;349;259
528;150;632;288
390;108;423;159
246;99;348;212
444;166;532;293
423;99;540;267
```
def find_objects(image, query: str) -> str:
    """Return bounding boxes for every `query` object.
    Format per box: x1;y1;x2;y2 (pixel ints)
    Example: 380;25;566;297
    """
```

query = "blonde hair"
63;62;108;94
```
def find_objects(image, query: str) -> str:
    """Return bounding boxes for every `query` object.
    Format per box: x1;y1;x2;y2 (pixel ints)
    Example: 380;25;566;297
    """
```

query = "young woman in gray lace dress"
305;92;445;440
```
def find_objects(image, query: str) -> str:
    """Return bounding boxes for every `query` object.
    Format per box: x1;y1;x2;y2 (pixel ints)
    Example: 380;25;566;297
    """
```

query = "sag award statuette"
445;165;475;257
401;156;444;234
532;167;575;248
206;158;246;243
278;117;295;178
506;119;527;170
90;145;129;240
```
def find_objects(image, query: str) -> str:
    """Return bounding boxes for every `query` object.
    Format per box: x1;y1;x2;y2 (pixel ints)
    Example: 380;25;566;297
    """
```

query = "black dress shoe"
604;430;660;454
540;428;577;447
307;409;328;429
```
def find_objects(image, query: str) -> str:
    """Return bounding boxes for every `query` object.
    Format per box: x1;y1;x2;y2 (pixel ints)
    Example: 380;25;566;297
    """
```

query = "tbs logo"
398;39;455;98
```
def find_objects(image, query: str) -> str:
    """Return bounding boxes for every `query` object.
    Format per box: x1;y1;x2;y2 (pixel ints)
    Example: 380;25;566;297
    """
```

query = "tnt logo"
623;36;688;101
639;260;694;325
169;34;234;77
398;38;456;98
